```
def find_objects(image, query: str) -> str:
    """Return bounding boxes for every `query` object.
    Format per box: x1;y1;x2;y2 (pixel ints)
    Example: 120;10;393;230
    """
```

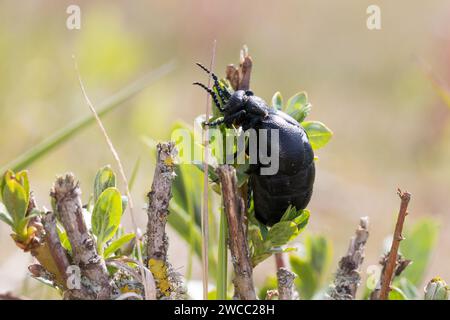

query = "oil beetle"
194;63;315;226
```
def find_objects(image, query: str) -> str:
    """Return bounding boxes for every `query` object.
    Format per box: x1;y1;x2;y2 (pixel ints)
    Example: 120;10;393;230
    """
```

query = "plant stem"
327;217;369;300
216;165;256;300
375;189;411;300
277;268;297;300
146;142;182;299
51;174;112;299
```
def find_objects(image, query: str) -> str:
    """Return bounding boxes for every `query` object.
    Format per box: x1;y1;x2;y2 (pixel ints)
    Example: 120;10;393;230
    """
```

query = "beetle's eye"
245;90;254;96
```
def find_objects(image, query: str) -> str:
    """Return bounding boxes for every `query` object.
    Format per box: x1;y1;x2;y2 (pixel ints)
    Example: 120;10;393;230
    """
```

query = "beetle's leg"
204;117;225;127
193;82;224;112
196;62;231;102
242;116;261;131
224;109;246;126
205;109;246;128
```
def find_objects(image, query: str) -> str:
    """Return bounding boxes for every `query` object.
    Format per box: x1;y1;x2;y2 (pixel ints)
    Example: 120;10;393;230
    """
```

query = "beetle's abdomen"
251;161;315;226
250;110;315;226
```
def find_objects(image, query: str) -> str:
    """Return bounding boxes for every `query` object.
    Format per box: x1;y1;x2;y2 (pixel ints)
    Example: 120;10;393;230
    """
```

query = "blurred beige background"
1;0;450;298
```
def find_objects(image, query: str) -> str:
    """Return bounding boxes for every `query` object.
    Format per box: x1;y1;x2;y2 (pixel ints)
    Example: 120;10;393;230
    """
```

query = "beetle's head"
193;62;266;117
230;90;267;116
224;90;249;111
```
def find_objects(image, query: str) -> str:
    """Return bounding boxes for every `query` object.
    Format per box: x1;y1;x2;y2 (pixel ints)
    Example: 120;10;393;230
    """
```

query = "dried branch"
265;290;279;300
372;189;411;300
51;174;112;299
14;194;69;290
370;253;411;300
238;46;252;91
146;142;184;299
327;217;369;300
277;268;298;300
41;212;71;288
216;165;256;300
275;253;287;270
226;45;253;91
74;57;153;300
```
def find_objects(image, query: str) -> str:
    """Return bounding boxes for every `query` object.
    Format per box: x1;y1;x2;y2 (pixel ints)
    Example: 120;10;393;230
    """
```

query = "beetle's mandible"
194;63;315;226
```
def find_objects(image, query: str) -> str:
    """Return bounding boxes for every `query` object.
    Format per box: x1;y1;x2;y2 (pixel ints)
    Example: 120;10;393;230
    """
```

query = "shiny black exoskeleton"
194;63;315;226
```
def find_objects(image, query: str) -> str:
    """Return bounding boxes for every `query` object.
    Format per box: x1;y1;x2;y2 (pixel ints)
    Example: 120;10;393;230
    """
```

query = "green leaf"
2;171;29;237
302;121;333;150
57;225;72;253
290;254;317;299
267;221;298;247
280;206;310;230
280;206;298;221
0;62;175;174
104;233;135;258
24;209;42;221
289;234;332;299
394;277;419;300
400;218;439;286
284;92;311;123
91;187;123;253
389;286;408;300
0;205;14;227
249;225;272;266
93;166;116;202
271;92;283;110
295;210;310;232
307;235;331;275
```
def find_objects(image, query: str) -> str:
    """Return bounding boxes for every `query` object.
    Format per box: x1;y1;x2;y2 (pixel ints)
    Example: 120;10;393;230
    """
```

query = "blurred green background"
1;0;450;298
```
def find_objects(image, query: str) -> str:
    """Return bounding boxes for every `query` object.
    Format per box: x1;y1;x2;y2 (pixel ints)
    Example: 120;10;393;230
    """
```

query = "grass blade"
1;60;176;174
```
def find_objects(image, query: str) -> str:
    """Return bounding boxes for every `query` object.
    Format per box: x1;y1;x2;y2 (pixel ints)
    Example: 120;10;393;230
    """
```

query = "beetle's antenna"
196;62;231;102
193;82;224;112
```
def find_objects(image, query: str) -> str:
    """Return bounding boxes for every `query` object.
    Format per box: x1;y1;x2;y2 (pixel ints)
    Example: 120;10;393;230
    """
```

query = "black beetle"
194;63;315;226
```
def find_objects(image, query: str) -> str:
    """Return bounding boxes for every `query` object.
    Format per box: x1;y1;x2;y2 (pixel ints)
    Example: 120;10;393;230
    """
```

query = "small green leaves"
302;121;333;150
249;207;310;266
289;254;316;299
91;187;123;254
57;226;72;253
0;203;13;227
389;286;408;300
0;170;33;242
104;233;135;258
271;91;283;110
267;221;298;246
281;206;310;226
93;166;116;202
400;218;439;286
272;91;333;150
284;92;311;123
289;235;332;299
